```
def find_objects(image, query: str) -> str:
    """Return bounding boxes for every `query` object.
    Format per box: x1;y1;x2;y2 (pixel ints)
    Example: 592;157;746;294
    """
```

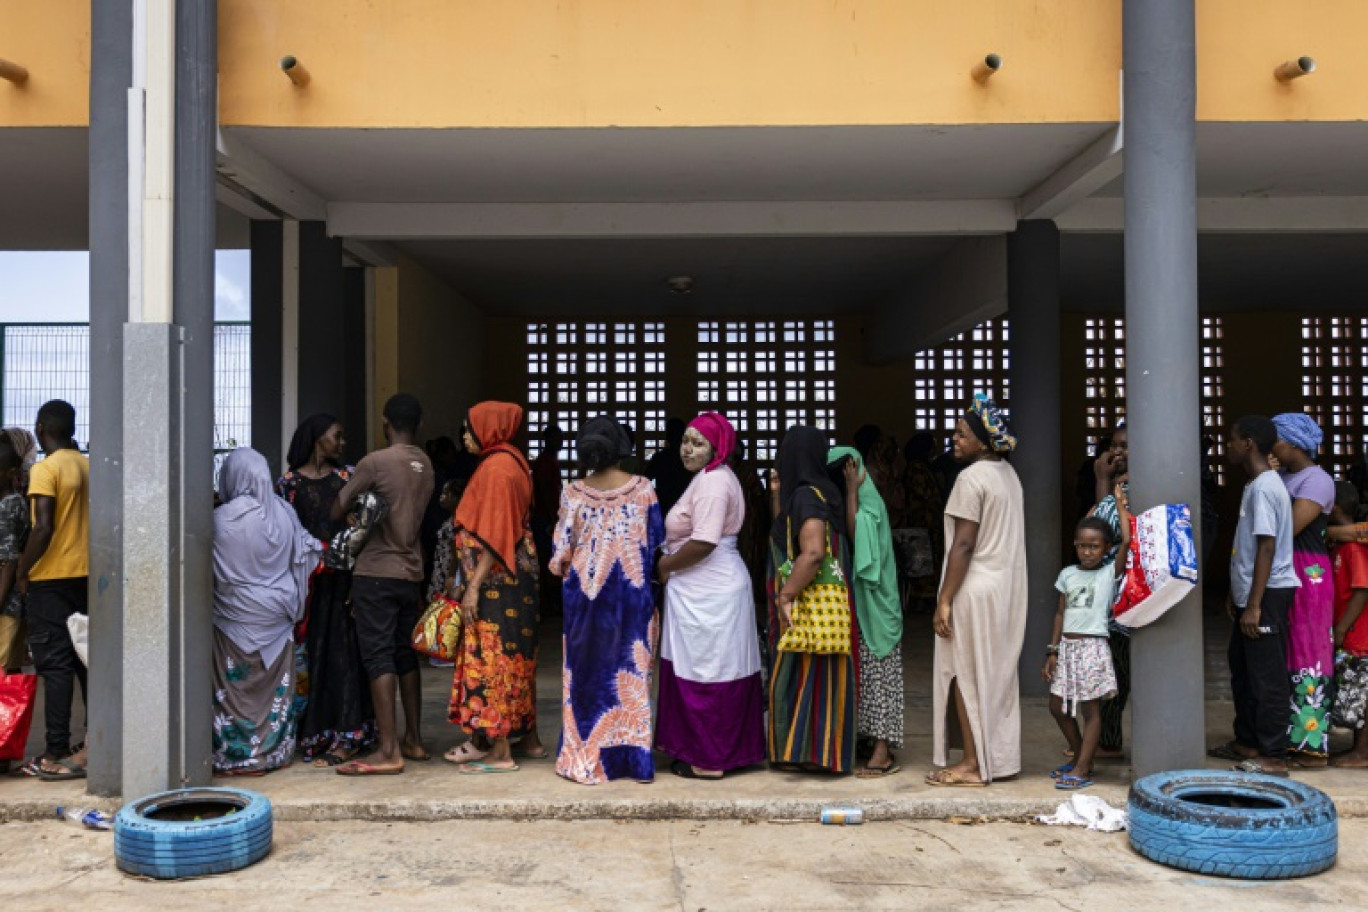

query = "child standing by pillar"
1044;484;1129;790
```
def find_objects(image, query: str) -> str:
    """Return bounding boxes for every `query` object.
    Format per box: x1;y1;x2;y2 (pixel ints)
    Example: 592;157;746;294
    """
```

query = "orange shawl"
455;401;533;572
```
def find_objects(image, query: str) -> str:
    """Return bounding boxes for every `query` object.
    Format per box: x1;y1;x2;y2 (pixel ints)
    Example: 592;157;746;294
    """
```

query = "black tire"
1128;769;1337;879
114;787;273;880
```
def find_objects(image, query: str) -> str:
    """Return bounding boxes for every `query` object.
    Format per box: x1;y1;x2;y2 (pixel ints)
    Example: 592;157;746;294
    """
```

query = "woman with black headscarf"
549;417;663;784
766;425;857;774
277;413;376;766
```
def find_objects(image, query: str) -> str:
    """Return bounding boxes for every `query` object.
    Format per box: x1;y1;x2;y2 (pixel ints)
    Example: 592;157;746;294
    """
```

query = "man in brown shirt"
331;393;434;775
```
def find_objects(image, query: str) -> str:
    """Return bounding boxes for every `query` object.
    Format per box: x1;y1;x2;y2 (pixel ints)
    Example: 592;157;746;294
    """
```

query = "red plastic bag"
0;671;38;760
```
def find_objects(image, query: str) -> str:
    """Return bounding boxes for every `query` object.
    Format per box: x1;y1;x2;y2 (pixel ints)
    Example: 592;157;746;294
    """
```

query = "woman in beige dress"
927;393;1027;787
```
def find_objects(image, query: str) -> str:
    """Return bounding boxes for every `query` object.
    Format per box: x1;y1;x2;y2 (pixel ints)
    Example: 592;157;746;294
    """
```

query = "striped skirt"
767;648;856;773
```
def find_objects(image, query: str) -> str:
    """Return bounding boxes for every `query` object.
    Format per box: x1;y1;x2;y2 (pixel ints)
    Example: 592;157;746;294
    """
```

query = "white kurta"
932;459;1028;782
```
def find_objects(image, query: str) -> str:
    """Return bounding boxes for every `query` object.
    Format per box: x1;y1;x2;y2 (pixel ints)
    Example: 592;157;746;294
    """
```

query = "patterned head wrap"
964;392;1016;454
1273;412;1322;457
687;411;737;473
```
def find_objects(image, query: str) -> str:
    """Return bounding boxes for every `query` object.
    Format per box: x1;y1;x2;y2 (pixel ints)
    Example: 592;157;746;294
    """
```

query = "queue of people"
7;391;1368;792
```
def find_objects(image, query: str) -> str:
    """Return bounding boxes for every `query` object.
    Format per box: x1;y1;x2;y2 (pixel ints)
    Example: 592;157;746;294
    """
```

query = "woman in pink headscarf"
654;412;766;779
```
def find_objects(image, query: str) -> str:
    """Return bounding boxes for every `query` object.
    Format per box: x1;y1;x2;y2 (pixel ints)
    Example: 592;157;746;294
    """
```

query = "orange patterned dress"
448;527;540;740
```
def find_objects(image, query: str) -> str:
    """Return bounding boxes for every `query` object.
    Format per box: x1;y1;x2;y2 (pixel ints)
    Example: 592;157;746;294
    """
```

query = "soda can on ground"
820;806;864;825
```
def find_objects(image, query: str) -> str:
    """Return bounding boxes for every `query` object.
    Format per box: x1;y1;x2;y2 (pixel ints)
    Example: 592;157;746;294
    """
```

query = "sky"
0;250;251;322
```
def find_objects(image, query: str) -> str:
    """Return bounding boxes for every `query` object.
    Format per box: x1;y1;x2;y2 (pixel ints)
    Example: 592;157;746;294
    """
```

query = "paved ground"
6;607;1368;821
1;816;1363;911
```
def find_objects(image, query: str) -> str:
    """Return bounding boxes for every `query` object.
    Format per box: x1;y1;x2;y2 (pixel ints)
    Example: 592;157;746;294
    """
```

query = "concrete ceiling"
401;236;956;316
232;124;1113;204
0;128;252;251
1093;123;1368;198
1062;233;1368;312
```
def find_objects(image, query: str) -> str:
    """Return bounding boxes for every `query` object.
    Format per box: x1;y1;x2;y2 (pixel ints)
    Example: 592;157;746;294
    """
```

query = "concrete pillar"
250;220;284;470
297;222;346;422
99;0;217;801
86;0;133;797
1007;220;1062;697
341;266;369;465
1123;0;1207;776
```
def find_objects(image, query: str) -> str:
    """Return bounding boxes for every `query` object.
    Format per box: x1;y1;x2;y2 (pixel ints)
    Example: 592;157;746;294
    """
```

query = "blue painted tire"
114;788;273;880
1128;769;1336;879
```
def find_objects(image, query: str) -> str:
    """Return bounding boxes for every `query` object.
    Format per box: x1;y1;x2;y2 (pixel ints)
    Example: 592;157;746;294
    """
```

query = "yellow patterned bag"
775;496;852;655
411;593;463;661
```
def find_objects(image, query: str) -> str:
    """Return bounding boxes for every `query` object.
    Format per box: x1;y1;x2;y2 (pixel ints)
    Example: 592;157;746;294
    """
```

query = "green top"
828;446;903;658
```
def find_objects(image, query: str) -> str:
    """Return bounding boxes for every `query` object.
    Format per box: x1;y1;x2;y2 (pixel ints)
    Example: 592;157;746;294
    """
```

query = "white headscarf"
213;448;322;666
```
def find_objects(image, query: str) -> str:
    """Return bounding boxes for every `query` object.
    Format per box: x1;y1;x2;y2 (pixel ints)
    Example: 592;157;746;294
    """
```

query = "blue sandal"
1050;763;1074;779
1055;772;1094;790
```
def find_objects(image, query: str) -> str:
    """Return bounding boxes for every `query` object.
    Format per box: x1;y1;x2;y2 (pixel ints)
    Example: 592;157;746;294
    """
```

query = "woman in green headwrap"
829;445;905;777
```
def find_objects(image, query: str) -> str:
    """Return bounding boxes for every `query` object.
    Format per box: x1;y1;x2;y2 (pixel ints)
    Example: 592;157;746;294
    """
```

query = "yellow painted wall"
393;254;485;442
1197;0;1368;122
218;0;1122;128
7;1;1368;130
0;0;89;126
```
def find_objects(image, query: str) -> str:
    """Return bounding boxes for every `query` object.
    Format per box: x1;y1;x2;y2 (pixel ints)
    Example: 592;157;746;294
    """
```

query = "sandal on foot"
336;760;404;777
312;751;355;768
1050;763;1075;780
670;760;722;780
1232;759;1289;778
35;757;87;781
458;761;519;775
1207;742;1251;762
924;769;987;788
443;743;487;765
856;761;902;779
1055;773;1094;791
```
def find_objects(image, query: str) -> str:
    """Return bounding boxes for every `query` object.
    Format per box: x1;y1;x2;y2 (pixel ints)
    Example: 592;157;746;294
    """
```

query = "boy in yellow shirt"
16;400;89;780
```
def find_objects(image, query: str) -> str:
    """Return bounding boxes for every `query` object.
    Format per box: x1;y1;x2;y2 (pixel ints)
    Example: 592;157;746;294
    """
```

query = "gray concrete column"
86;0;133;797
1123;0;1207;776
170;0;217;789
297;221;346;422
1007;220;1062;697
250;220;284;469
341;266;369;465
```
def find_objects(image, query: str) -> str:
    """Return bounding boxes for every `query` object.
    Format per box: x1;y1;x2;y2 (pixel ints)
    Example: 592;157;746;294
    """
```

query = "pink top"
664;466;745;553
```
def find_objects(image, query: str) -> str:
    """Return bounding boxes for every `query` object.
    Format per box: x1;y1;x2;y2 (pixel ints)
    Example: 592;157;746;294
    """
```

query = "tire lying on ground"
1128;769;1336;879
114;787;273;879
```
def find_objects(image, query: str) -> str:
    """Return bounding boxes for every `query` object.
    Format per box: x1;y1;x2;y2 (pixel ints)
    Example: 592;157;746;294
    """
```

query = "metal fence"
1;322;251;452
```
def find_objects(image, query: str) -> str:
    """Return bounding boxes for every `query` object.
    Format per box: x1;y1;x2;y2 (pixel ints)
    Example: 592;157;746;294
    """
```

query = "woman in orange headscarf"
444;402;544;772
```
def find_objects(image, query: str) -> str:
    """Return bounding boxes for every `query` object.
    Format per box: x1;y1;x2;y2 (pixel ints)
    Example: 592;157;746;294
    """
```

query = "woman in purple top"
1273;412;1336;765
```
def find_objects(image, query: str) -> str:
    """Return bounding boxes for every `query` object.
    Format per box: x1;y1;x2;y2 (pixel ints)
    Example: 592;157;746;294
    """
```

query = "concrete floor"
5;607;1368;821
1;817;1364;910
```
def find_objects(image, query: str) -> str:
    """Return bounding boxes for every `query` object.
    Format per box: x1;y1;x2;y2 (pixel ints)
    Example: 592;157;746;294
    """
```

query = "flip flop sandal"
924;770;987;788
443;744;488;765
856;762;902;779
458;761;520;775
1231;759;1290;778
1050;763;1075;779
1055;773;1094;791
35;757;87;781
670;760;722;780
1206;742;1250;762
335;760;404;777
313;751;354;768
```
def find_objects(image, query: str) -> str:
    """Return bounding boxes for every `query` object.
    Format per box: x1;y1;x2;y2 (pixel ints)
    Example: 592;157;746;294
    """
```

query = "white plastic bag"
67;613;88;666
